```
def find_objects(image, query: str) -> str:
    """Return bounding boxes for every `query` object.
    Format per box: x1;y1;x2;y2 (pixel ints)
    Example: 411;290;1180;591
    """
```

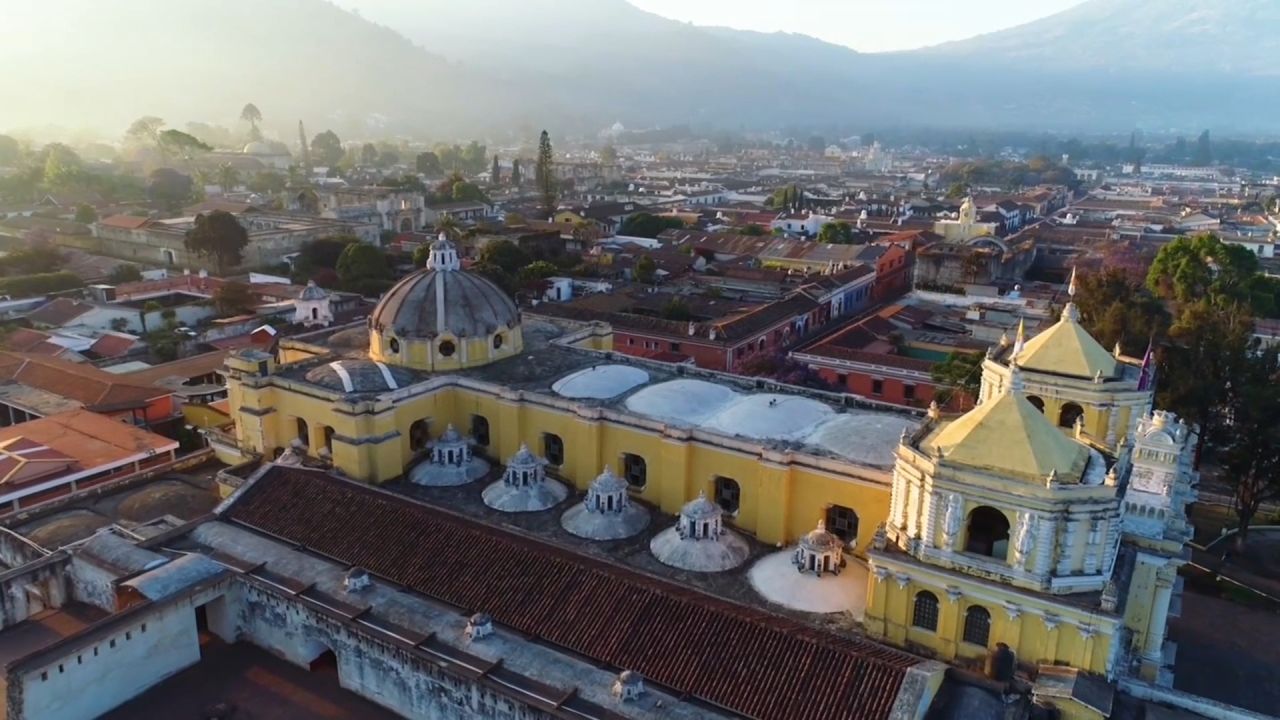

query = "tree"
412;243;432;268
931;351;983;409
415;151;442;176
217;163;240;194
292;236;358;282
510;159;522;187
535;130;557;217
1075;268;1170;356
741;224;766;236
1158;299;1254;463
517;260;558;286
1219;344;1280;547
73;204;97;224
600;145;618;163
311;130;344;168
213;281;256;317
42;144;84;190
1193;129;1213;166
336;242;392;295
146;168;194;212
240;103;263;141
816;221;856;244
158;130;211;168
634;255;658;284
297;120;311;173
247;170;286;195
491;154;500;184
377;150;400;169
477;239;531;275
360;143;378;166
108;264;142;284
660;297;692;321
471;262;517;297
1147;234;1264;312
619;213;683;239
126;116;166;151
184;210;249;275
0;135;19;166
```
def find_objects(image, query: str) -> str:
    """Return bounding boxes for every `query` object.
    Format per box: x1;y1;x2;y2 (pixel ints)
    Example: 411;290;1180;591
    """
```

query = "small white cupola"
793;520;844;576
426;232;461;271
293;280;334;328
612;670;645;701
465;612;493;640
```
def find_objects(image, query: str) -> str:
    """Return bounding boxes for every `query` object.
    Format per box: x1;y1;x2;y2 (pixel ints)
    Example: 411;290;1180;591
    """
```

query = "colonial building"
863;281;1194;686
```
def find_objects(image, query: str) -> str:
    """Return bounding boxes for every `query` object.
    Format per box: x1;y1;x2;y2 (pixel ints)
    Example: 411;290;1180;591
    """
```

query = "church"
215;237;1193;708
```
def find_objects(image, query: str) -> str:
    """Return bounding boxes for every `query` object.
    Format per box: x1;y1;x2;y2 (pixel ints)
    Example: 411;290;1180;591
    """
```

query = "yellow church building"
216;237;1193;700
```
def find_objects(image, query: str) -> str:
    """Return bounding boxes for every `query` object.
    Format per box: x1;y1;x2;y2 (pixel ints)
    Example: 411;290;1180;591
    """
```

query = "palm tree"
217;163;240;195
435;214;460;241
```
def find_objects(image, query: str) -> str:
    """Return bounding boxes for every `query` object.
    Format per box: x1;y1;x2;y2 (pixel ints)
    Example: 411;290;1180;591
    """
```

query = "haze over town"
0;2;1276;720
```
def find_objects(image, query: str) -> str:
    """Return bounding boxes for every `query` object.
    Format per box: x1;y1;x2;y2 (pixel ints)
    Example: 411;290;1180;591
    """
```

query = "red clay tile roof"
0;353;167;410
26;298;94;327
88;333;138;359
98;215;153;230
2;328;55;353
0;409;175;486
224;468;918;720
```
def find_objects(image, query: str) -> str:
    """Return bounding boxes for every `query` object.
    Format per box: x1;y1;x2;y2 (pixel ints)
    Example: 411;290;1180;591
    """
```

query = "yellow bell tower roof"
922;367;1089;482
1013;269;1117;380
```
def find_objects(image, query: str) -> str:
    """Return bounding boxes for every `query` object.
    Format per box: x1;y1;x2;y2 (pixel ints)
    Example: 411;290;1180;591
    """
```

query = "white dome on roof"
704;394;834;441
553;365;650;399
243;140;273;155
624;379;739;426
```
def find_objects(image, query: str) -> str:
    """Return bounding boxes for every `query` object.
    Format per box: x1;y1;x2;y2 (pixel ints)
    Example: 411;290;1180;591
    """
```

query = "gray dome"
370;267;518;340
681;492;721;521
305;360;414;393
299;281;328;301
799;522;843;553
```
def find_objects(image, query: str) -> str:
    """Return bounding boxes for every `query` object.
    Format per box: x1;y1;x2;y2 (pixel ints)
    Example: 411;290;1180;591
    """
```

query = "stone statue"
1013;512;1036;567
942;493;963;550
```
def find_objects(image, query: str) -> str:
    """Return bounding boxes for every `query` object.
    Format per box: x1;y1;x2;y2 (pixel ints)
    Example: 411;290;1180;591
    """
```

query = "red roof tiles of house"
0;409;175;487
0;352;167;410
26;298;95;328
98;215;153;231
88;332;139;359
223;467;919;720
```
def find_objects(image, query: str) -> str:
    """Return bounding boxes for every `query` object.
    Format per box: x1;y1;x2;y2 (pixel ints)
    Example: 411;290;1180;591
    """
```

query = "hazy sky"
627;0;1087;52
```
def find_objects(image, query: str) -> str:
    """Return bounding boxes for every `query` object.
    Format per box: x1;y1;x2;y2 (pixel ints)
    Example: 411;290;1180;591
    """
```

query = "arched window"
543;433;564;466
963;606;991;647
409;419;429;452
439;339;456;357
311;307;319;320
322;426;335;453
295;418;310;447
826;505;859;544
622;453;646;489
714;476;740;514
965;506;1010;559
471;415;490;446
493;333;504;350
389;337;400;354
912;591;939;632
400;217;412;232
1058;402;1084;429
1026;395;1045;413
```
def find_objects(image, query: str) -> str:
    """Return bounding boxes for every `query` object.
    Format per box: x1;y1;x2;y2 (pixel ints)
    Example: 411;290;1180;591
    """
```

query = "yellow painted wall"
235;377;894;548
864;563;1115;674
182;404;231;431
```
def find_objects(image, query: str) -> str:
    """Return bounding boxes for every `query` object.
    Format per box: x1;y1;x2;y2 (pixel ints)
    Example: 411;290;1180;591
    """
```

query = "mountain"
1;0;1277;139
0;0;562;140
923;0;1280;77
342;0;1280;133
